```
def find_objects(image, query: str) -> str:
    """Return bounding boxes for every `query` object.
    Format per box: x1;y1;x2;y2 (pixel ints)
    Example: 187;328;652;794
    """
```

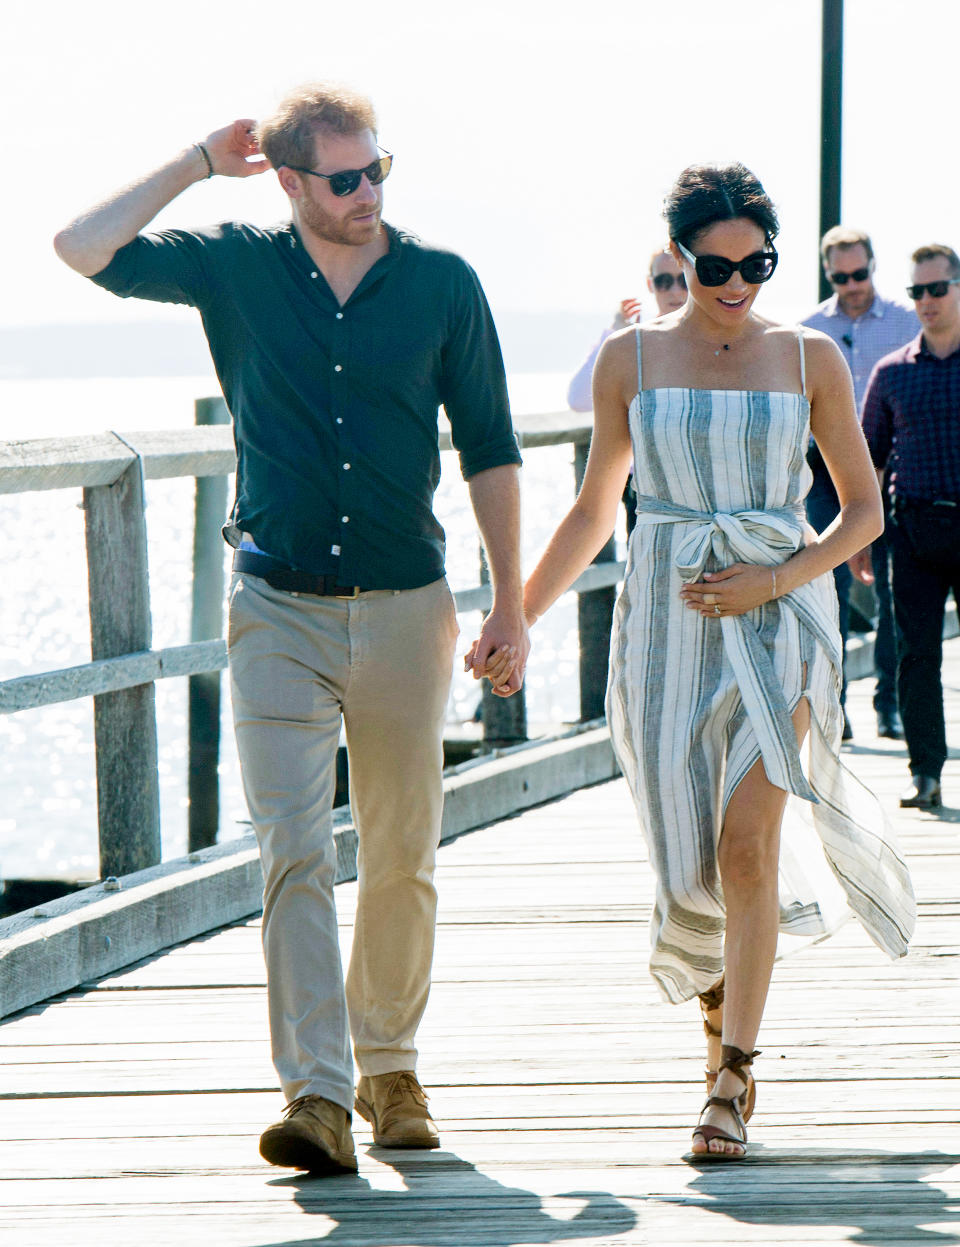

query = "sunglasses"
651;272;687;292
676;239;778;287
287;151;393;197
829;267;871;285
907;278;960;300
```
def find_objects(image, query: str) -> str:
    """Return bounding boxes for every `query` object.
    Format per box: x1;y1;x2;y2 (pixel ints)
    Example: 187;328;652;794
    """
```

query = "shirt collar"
913;332;960;362
822;291;888;321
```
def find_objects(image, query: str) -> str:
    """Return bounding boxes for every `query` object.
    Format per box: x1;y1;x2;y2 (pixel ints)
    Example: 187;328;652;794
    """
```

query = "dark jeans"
871;525;899;715
889;501;960;780
806;462;850;708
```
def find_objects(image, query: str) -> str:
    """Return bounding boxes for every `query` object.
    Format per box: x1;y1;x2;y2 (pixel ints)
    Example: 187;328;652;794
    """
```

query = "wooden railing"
0;401;624;881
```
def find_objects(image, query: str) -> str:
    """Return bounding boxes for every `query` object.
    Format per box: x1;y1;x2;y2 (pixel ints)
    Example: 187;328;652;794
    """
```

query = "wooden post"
479;546;528;748
84;455;161;877
575;441;616;721
188;398;230;851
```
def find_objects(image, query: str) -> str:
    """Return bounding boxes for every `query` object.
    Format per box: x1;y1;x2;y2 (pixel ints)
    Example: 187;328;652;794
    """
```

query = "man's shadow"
262;1148;637;1246
679;1146;960;1245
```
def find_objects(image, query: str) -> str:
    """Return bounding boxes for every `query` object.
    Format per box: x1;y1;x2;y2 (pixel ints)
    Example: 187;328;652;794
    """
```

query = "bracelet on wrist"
194;141;214;179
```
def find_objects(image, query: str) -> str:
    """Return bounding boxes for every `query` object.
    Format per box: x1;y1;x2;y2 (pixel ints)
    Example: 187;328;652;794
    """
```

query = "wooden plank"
0;640;227;713
0;431;133;493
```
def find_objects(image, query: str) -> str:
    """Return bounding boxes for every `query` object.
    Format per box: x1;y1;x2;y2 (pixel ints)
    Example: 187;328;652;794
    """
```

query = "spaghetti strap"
636;326;643;393
797;330;807;397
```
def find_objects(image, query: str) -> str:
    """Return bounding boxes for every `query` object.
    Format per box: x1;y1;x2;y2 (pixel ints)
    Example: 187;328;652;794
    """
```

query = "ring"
713;604;721;616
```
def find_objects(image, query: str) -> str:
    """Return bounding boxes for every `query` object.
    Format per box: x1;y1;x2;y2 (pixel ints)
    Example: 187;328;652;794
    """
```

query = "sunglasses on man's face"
829;267;871;285
676;240;778;287
651;272;687;292
907;278;960;300
287;151;393;197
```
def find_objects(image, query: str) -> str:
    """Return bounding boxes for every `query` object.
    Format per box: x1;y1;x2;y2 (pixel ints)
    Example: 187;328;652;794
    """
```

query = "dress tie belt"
633;495;842;803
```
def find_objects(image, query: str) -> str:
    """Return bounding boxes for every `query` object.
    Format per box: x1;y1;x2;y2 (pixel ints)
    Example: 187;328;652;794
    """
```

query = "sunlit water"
1;374;623;880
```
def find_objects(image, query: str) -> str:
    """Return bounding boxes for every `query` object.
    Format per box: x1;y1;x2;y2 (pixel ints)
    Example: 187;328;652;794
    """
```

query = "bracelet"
770;568;777;600
194;141;214;179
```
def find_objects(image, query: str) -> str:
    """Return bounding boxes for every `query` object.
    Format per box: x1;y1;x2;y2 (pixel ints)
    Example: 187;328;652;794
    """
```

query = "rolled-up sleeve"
88;228;213;307
439;261;521;480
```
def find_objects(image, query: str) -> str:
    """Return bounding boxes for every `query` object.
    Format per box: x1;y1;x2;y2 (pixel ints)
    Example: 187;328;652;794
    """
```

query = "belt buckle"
334;585;360;599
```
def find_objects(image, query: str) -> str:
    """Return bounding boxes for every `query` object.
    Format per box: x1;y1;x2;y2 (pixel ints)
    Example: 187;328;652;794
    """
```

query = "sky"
5;0;960;338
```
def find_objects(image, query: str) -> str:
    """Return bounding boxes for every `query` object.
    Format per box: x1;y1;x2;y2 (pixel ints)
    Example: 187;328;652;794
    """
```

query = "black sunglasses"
676;240;778;287
287;151;393;197
829;267;871;285
652;272;687;292
907;278;960;300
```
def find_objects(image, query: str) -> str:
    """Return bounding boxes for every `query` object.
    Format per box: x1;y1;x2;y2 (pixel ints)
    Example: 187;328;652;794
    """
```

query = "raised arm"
53;120;269;276
523;329;635;622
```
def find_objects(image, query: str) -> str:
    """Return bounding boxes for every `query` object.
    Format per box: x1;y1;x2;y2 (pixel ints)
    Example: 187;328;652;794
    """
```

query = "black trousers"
889;501;960;780
806;457;850;708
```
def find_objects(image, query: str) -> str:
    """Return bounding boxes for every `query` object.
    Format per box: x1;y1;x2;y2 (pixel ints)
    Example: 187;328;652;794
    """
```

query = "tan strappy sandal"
691;1045;760;1161
698;979;757;1123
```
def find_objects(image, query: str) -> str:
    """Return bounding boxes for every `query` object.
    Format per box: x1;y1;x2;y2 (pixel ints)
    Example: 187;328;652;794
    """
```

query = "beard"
299;184;382;247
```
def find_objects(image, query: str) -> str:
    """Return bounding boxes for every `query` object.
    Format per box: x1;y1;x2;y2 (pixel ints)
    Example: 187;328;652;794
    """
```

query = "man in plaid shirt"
862;243;960;810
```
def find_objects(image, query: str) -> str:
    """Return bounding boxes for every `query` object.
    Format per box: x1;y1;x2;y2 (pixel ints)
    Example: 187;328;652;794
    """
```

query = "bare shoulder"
798;325;848;388
595;324;641;401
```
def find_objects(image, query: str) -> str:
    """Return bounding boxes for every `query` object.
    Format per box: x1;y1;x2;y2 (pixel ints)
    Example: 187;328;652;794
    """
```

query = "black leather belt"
233;550;362;597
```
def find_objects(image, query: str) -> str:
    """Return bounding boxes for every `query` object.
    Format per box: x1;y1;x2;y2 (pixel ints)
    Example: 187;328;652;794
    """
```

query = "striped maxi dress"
606;328;915;1004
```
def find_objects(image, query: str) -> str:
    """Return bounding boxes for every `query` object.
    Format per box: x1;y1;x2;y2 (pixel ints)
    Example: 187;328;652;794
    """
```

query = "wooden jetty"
1;636;958;1245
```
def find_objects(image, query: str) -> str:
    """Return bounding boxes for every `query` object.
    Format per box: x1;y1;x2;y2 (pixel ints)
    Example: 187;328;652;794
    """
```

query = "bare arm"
53;120;269;276
466;464;531;695
523;331;634;622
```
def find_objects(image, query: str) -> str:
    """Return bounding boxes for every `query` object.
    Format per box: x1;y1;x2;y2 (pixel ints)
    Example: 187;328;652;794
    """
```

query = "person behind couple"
567;251;688;535
53;82;530;1174
802;226;919;742
517;163;916;1159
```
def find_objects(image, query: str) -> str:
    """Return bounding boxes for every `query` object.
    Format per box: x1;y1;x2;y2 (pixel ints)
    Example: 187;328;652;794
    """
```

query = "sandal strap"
719;1045;760;1088
696;1094;747;1144
697;978;725;1014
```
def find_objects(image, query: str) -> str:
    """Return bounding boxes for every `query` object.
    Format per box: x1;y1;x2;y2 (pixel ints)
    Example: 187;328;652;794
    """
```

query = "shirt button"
336;312;344;320
343;463;351;470
334;364;343;372
341;515;350;523
310;271;318;279
336;417;343;425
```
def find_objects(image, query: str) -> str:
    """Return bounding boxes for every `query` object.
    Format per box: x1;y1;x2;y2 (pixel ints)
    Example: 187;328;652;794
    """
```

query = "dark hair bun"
664;163;779;248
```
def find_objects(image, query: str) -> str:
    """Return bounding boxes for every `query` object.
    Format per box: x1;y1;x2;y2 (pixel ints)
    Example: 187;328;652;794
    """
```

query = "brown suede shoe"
355;1071;440;1148
259;1095;358;1174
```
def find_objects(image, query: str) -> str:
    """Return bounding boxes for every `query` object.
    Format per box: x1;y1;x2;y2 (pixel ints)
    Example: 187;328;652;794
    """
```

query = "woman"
483;164;915;1159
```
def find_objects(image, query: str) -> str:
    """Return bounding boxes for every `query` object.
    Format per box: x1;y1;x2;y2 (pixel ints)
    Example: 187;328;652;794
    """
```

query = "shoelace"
384;1071;429;1105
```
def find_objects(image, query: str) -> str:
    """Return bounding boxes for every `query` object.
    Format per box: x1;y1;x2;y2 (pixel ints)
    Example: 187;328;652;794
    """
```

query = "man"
862;243;960;810
567;248;688;413
54;84;529;1173
568;249;687;533
803;226;919;741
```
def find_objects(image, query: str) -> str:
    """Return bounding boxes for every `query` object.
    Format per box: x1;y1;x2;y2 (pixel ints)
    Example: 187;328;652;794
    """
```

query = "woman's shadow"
261;1148;637;1246
681;1145;960;1245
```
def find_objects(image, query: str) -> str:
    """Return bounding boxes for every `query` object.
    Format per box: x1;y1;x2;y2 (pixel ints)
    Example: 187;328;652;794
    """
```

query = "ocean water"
1;373;620;881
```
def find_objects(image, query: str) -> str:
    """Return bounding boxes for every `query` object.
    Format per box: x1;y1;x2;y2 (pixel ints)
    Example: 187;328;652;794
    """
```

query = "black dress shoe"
841;712;853;741
876;709;904;740
899;774;942;809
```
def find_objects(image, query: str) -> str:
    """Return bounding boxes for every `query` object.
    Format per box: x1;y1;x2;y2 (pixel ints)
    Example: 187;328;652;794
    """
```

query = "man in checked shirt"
862;243;960;810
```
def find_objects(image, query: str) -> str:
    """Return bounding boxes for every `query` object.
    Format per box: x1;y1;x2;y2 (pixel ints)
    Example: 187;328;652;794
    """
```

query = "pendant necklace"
714;343;731;357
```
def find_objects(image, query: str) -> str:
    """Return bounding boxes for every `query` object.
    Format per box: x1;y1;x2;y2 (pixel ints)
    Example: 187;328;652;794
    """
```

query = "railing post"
84;455;161;877
479;546;528;748
574;441;616;721
188;398;230;852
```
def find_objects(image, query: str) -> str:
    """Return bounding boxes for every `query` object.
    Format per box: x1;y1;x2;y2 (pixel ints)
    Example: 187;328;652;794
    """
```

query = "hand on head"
201;119;271;178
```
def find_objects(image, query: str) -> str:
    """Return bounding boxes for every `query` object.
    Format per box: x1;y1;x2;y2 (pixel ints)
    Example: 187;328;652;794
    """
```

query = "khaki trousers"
228;573;459;1110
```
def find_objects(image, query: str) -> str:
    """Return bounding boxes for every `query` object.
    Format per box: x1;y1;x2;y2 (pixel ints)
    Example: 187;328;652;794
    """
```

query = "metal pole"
819;0;844;302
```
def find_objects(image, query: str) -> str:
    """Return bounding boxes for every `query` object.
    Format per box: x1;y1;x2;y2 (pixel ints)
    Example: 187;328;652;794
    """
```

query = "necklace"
713;343;731;357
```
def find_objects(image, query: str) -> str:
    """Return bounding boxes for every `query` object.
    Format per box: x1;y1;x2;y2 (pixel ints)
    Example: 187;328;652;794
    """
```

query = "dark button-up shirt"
862;334;960;502
90;220;521;588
